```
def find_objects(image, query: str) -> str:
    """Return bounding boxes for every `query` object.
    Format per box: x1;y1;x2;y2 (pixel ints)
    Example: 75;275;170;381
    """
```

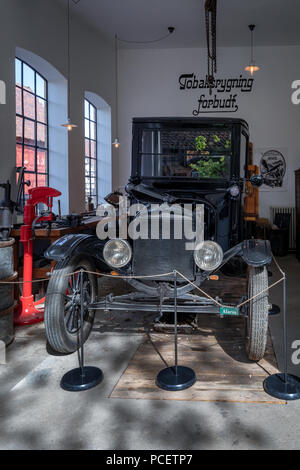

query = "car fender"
44;234;108;269
241;239;272;267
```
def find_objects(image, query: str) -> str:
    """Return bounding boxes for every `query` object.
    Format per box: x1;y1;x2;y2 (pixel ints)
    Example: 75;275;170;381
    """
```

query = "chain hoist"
205;0;217;95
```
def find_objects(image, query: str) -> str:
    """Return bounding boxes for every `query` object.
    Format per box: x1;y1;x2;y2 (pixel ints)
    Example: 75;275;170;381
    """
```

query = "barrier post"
60;270;103;392
264;272;300;400
156;270;196;391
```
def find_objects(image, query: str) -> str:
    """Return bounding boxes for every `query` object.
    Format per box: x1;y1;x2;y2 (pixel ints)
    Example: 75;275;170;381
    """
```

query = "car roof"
133;117;249;130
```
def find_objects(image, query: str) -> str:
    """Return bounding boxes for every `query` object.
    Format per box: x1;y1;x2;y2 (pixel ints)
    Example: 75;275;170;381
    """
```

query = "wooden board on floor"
110;316;285;404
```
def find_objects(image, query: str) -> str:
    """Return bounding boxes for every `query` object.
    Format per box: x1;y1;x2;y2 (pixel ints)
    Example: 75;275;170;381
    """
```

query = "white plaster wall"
118;45;300;218
0;0;117;213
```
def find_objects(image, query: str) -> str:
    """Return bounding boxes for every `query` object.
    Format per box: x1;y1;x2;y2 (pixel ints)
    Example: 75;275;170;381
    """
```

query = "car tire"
246;266;269;361
44;255;98;354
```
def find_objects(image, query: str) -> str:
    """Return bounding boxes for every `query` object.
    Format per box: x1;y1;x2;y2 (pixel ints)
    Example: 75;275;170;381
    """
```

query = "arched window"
84;91;112;205
84;98;98;205
15;57;49;194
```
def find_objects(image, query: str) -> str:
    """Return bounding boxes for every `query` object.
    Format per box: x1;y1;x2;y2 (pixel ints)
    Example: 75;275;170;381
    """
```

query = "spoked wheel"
45;255;98;354
246;266;269;361
64;271;92;335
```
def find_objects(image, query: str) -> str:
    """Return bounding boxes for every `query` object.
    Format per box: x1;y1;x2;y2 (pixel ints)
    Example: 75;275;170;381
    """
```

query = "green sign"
220;306;239;316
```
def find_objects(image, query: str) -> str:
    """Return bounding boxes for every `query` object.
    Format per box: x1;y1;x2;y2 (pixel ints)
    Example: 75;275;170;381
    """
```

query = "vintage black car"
44;117;271;361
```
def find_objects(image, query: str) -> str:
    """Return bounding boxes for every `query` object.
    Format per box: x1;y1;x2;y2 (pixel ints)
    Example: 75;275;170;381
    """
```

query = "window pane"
90;105;96;122
90;140;96;158
23;146;35;172
85;139;90;157
16;144;23;167
91;195;97;206
16;87;22;114
15;59;22;87
84;100;89;119
23;63;35;93
85;119;90;138
85;158;90;176
36;97;47;123
23;90;35;119
37;174;47;187
37;149;47;173
36;74;46;99
16;117;23;143
15;59;48;201
91;158;97;177
24;119;35;146
90;122;96;140
84;100;98;204
90;178;97;195
85;178;91;195
37;123;47;148
24;173;36;194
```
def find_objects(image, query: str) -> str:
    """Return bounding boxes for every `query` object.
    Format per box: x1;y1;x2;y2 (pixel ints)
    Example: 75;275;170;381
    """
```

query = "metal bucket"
0;238;16;345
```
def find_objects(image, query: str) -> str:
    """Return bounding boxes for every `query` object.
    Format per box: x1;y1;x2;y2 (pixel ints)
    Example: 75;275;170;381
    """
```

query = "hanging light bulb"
62;118;78;132
245;63;259;76
61;0;77;130
245;24;260;76
112;138;120;149
112;34;120;149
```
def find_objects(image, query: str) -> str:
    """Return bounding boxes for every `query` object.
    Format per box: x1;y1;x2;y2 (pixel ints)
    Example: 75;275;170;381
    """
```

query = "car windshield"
140;127;232;179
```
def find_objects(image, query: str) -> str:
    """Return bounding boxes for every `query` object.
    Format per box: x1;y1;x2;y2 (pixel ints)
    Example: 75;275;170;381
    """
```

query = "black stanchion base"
268;304;280;315
264;373;300;401
61;366;103;392
156;366;196;391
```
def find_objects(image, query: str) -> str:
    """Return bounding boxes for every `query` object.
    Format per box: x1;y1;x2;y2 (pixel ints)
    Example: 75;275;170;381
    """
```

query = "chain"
205;0;217;95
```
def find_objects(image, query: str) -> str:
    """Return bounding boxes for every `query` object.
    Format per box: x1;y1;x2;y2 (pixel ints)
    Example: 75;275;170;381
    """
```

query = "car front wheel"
45;255;98;354
246;266;269;361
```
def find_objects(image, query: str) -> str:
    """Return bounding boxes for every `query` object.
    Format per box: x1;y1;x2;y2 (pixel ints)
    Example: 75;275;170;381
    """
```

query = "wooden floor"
110;315;285;404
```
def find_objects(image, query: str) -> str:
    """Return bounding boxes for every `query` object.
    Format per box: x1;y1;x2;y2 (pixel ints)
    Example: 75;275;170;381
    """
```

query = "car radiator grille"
131;205;205;281
132;238;195;281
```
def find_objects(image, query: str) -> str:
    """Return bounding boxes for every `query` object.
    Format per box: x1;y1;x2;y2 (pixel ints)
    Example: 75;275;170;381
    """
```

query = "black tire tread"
44;255;97;354
246;266;269;361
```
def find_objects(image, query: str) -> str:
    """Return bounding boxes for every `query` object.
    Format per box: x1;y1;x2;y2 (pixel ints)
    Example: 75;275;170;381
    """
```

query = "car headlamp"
194;241;223;272
103;239;132;268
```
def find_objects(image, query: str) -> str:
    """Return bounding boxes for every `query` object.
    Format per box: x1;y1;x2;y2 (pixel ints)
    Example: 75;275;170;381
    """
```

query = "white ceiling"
57;0;300;48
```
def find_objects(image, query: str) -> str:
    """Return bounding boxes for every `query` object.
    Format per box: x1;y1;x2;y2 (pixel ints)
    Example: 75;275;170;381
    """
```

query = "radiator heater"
270;206;296;250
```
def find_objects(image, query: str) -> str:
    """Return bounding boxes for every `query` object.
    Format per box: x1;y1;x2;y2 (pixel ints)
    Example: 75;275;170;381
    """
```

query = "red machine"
14;187;61;326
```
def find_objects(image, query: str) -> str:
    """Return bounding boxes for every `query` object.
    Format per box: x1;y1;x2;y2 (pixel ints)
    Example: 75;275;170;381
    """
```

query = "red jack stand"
14;187;61;326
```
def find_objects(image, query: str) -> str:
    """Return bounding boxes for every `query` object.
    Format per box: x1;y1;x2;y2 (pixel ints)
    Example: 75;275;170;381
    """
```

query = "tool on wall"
14;186;61;326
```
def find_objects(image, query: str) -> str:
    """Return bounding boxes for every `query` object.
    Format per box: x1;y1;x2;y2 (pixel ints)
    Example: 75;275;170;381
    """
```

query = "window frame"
138;127;232;181
15;57;49;195
84;98;98;206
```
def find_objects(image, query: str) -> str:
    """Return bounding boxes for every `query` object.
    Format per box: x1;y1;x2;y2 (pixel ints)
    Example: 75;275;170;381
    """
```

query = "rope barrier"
78;270;175;280
0;270;175;284
175;260;284;310
0;255;285;311
174;271;224;308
